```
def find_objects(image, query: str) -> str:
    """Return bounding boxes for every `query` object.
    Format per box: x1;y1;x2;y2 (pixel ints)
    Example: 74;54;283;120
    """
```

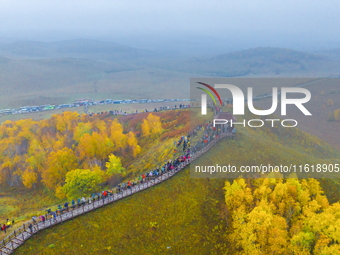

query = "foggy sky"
1;0;340;50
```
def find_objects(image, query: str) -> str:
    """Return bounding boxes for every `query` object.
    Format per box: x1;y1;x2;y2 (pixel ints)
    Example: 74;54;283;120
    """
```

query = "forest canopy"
0;111;167;198
225;177;340;254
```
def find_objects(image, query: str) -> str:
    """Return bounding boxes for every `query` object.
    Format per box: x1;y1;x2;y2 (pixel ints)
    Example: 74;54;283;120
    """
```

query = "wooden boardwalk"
0;132;230;254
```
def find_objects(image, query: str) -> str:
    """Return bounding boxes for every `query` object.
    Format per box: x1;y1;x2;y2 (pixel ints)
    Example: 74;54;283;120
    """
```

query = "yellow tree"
233;200;288;254
92;119;107;134
106;154;125;177
127;131;141;157
22;167;38;189
74;122;92;142
77;132;113;168
110;119;127;149
141;114;163;136
225;177;331;254
42;148;78;192
141;119;150;136
27;139;47;176
147;114;163;134
0;156;19;187
62;169;103;199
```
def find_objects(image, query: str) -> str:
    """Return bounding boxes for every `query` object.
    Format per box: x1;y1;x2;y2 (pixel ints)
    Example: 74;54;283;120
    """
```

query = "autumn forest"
0;111;178;201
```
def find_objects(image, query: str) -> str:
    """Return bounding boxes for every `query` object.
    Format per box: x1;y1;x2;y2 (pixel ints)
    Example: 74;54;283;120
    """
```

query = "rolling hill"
0;56;136;109
254;78;340;150
172;47;340;77
0;39;156;61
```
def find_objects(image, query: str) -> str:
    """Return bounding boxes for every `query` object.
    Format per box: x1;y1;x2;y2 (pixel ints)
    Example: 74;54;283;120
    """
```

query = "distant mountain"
171;47;338;77
214;47;324;62
319;48;340;60
0;39;156;61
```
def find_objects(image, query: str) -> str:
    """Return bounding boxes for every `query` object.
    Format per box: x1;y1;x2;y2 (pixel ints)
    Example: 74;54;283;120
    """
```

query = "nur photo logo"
195;81;312;128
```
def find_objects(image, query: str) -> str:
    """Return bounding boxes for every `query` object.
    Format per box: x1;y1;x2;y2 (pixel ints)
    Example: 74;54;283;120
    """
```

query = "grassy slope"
15;109;340;254
16;167;227;255
0;55;196;109
255;78;340;150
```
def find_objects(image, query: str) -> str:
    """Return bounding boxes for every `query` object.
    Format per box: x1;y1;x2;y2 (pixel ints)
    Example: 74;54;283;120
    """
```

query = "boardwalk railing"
0;130;233;254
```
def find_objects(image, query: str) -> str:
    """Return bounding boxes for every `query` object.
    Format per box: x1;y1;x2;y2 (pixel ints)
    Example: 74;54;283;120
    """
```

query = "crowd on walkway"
45;133;193;218
2;103;235;238
28;122;205;225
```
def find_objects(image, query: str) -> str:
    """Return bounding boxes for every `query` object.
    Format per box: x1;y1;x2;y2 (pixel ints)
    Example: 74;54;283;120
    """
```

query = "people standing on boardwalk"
64;202;69;211
1;112;223;249
6;219;11;229
57;205;62;214
28;223;33;233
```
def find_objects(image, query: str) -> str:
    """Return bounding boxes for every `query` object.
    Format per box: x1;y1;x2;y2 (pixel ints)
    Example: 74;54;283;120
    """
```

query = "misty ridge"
0;38;340;109
1;38;340;75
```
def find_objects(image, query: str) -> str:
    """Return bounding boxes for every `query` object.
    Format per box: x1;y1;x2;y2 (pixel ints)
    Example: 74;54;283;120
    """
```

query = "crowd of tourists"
90;103;192;116
2;103;236;236
27;123;203;227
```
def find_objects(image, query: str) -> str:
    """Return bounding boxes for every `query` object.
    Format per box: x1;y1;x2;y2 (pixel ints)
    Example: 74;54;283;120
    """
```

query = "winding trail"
0;131;231;254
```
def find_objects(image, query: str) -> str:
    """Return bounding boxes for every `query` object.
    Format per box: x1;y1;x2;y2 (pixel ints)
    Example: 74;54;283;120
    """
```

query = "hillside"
0;56;136;109
0;39;156;61
0;59;195;109
14;108;340;254
172;47;340;77
254;77;340;150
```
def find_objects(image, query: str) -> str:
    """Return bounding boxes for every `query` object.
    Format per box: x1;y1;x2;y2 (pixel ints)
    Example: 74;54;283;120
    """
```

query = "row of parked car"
0;98;192;116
